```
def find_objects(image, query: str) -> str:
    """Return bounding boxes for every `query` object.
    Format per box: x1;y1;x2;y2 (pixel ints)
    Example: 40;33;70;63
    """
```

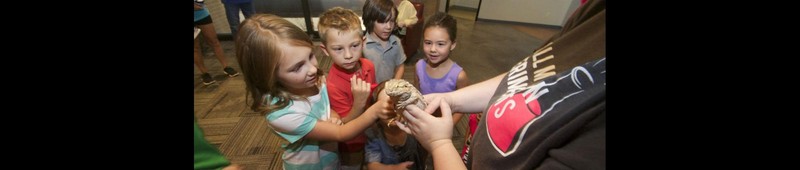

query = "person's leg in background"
197;21;240;77
223;0;255;39
195;37;216;85
223;2;241;39
239;1;255;18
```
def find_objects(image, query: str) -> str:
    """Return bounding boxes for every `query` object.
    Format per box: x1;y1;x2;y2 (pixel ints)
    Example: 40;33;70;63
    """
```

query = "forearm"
430;139;467;170
336;103;380;140
330;111;341;120
393;65;405;79
448;73;506;113
342;103;367;123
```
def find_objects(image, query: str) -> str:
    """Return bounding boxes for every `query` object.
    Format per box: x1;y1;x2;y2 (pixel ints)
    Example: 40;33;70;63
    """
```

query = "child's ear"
361;36;367;47
319;44;330;57
450;42;457;51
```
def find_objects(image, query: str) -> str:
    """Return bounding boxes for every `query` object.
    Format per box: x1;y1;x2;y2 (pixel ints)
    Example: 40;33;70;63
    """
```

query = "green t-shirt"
194;121;230;170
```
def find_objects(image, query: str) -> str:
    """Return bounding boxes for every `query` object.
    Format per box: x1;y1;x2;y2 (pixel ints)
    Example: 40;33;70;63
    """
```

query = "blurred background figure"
221;0;255;40
195;0;240;85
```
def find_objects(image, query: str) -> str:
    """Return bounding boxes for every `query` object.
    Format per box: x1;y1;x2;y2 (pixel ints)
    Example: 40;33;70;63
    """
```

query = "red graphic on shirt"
486;93;542;154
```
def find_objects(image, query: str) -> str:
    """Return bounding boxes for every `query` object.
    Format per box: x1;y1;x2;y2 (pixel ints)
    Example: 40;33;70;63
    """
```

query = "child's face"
321;30;364;72
423;27;456;65
371;11;396;41
276;42;320;95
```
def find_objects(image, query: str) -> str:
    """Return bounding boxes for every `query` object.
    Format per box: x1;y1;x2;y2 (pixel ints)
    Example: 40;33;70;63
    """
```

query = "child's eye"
291;65;301;72
333;48;343;51
424;42;432;45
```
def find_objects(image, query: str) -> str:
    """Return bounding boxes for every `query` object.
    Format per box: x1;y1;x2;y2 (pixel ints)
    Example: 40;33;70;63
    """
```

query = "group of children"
230;0;475;169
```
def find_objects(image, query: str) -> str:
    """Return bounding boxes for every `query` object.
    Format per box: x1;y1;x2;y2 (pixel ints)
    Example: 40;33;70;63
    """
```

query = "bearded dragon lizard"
384;79;427;127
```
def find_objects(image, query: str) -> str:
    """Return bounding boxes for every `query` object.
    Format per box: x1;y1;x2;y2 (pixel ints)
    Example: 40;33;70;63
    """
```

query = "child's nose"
344;50;352;59
308;65;318;76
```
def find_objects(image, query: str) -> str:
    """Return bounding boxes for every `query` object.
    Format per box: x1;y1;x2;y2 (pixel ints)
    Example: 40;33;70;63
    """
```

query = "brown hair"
424;12;457;42
235;14;317;115
318;7;363;44
362;0;397;34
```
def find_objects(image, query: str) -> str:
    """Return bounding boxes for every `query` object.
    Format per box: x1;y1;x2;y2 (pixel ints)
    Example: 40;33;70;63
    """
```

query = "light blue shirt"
363;33;406;83
265;84;340;169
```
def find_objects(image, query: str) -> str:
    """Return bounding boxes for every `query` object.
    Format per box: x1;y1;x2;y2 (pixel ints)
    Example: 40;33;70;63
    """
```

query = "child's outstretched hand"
351;75;371;108
374;88;395;122
395;97;454;151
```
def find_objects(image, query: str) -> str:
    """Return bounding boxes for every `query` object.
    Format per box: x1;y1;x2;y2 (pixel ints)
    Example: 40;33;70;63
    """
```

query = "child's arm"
341;76;372;123
328;110;343;125
305;95;391;142
451;70;470;124
393;65;404;80
422;72;505;114
393;45;407;80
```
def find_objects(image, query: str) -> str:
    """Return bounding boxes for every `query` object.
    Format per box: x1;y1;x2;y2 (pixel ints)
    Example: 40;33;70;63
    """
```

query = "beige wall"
563;0;581;25
477;0;580;26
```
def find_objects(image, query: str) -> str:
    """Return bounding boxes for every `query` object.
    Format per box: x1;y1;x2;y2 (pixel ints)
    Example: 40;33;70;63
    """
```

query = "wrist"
367;104;380;121
354;101;366;108
428;139;453;152
443;94;456;111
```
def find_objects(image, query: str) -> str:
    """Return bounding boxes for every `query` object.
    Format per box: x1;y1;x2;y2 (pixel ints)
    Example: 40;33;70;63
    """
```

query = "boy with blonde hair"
319;7;378;170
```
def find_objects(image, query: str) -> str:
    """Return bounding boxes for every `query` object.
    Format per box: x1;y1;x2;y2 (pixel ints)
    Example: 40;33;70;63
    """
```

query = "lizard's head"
384;79;414;98
384;79;415;110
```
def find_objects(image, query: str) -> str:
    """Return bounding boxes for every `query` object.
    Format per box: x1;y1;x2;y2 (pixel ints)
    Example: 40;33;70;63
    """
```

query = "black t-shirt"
465;0;606;169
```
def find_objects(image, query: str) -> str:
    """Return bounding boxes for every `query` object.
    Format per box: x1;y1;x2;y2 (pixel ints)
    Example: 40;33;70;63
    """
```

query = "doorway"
445;0;480;21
